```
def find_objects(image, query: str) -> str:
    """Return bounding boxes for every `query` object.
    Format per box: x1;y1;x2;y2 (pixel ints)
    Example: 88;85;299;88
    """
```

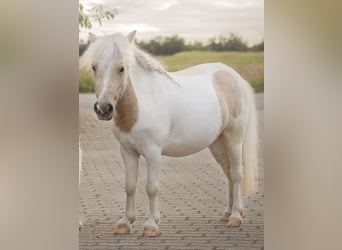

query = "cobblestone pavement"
79;93;264;250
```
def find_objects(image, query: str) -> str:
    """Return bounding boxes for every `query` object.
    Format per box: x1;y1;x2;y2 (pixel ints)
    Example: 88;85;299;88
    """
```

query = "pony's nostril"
107;104;113;113
94;102;112;118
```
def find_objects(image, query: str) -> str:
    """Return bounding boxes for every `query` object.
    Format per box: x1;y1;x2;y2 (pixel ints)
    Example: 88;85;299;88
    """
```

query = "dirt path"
79;93;264;250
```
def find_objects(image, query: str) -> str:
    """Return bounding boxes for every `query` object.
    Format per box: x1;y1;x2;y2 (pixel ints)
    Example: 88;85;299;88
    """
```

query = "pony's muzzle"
94;102;114;121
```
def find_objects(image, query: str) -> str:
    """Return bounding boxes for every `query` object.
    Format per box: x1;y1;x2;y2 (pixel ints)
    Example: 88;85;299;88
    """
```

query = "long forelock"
80;35;135;72
80;33;175;82
112;35;135;67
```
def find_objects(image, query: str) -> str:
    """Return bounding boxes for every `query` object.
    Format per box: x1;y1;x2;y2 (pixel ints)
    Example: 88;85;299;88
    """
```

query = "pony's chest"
111;126;141;153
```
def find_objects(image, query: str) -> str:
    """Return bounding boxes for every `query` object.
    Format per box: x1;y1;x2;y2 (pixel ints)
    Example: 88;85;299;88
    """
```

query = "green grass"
79;51;264;92
157;51;264;92
156;51;263;70
79;69;94;93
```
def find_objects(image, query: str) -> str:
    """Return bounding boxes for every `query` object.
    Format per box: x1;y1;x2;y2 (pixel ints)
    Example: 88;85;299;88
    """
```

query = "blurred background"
79;0;264;92
1;0;341;250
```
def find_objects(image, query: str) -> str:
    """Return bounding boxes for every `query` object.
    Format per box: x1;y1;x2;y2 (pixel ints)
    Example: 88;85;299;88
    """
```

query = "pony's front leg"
114;146;140;234
143;146;161;237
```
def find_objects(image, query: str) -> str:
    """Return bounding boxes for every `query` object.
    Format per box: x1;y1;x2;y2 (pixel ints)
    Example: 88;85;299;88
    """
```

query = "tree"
137;35;185;55
136;34;261;55
186;41;206;51
161;35;185;55
223;33;248;51
79;3;117;56
79;3;117;30
250;40;264;51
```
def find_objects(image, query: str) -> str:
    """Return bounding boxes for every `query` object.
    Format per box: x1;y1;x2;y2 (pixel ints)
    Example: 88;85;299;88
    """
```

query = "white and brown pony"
81;31;258;236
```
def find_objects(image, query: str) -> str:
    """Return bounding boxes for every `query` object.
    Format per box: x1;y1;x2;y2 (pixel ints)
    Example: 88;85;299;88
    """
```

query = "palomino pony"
81;31;258;236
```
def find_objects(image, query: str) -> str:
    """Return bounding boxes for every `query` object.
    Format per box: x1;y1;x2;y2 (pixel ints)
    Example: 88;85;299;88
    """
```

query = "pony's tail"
241;83;259;194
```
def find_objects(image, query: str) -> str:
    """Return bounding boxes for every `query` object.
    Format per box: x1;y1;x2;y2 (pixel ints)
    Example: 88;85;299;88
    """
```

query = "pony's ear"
127;30;137;43
88;33;97;43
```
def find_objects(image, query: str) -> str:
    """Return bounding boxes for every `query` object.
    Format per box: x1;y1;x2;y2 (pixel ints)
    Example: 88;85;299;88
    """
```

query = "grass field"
79;51;264;92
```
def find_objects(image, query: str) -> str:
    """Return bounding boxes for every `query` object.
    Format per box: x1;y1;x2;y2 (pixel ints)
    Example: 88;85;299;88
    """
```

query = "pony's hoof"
79;222;83;231
143;226;159;237
114;223;131;234
155;214;161;224
128;216;136;224
220;212;231;222
227;217;241;227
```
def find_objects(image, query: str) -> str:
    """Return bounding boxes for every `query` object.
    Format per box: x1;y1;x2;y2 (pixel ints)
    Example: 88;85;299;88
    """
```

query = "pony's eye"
119;67;124;73
92;65;96;72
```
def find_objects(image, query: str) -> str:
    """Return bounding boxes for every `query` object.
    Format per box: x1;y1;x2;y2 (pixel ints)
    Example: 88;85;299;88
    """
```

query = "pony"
80;31;258;236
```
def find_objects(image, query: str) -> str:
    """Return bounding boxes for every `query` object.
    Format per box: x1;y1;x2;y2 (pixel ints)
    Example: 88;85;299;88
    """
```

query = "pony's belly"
161;97;223;157
162;141;211;157
161;126;220;157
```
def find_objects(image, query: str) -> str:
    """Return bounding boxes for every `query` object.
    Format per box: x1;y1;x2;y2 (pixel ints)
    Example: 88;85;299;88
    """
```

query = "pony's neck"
129;46;181;88
133;47;166;74
114;76;139;132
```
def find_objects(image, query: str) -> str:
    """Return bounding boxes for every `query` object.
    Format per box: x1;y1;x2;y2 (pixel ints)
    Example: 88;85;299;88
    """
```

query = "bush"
79;43;89;56
137;33;262;55
137;35;185;55
250;40;264;51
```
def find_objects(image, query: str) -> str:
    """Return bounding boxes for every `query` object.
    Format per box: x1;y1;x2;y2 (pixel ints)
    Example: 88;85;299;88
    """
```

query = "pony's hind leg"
209;135;234;222
114;146;140;234
222;125;245;227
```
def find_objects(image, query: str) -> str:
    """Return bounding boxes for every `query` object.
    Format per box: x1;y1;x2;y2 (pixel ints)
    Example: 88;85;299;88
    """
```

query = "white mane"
133;46;170;77
80;33;174;82
80;34;135;72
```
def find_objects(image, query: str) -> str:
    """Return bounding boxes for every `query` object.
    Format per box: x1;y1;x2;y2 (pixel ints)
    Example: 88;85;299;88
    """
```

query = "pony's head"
81;31;136;121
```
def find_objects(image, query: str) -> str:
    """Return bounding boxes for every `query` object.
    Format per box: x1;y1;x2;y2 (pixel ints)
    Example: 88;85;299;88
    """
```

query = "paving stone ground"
79;93;264;250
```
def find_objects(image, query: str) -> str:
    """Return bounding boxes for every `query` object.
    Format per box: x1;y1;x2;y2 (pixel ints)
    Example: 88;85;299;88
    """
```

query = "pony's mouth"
96;113;113;121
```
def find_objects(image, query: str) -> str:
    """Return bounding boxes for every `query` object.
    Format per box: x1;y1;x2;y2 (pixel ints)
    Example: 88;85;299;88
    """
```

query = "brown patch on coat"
114;77;139;132
212;70;242;131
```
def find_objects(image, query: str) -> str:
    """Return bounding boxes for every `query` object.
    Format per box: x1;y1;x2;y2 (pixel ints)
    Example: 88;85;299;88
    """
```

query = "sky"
79;0;264;46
